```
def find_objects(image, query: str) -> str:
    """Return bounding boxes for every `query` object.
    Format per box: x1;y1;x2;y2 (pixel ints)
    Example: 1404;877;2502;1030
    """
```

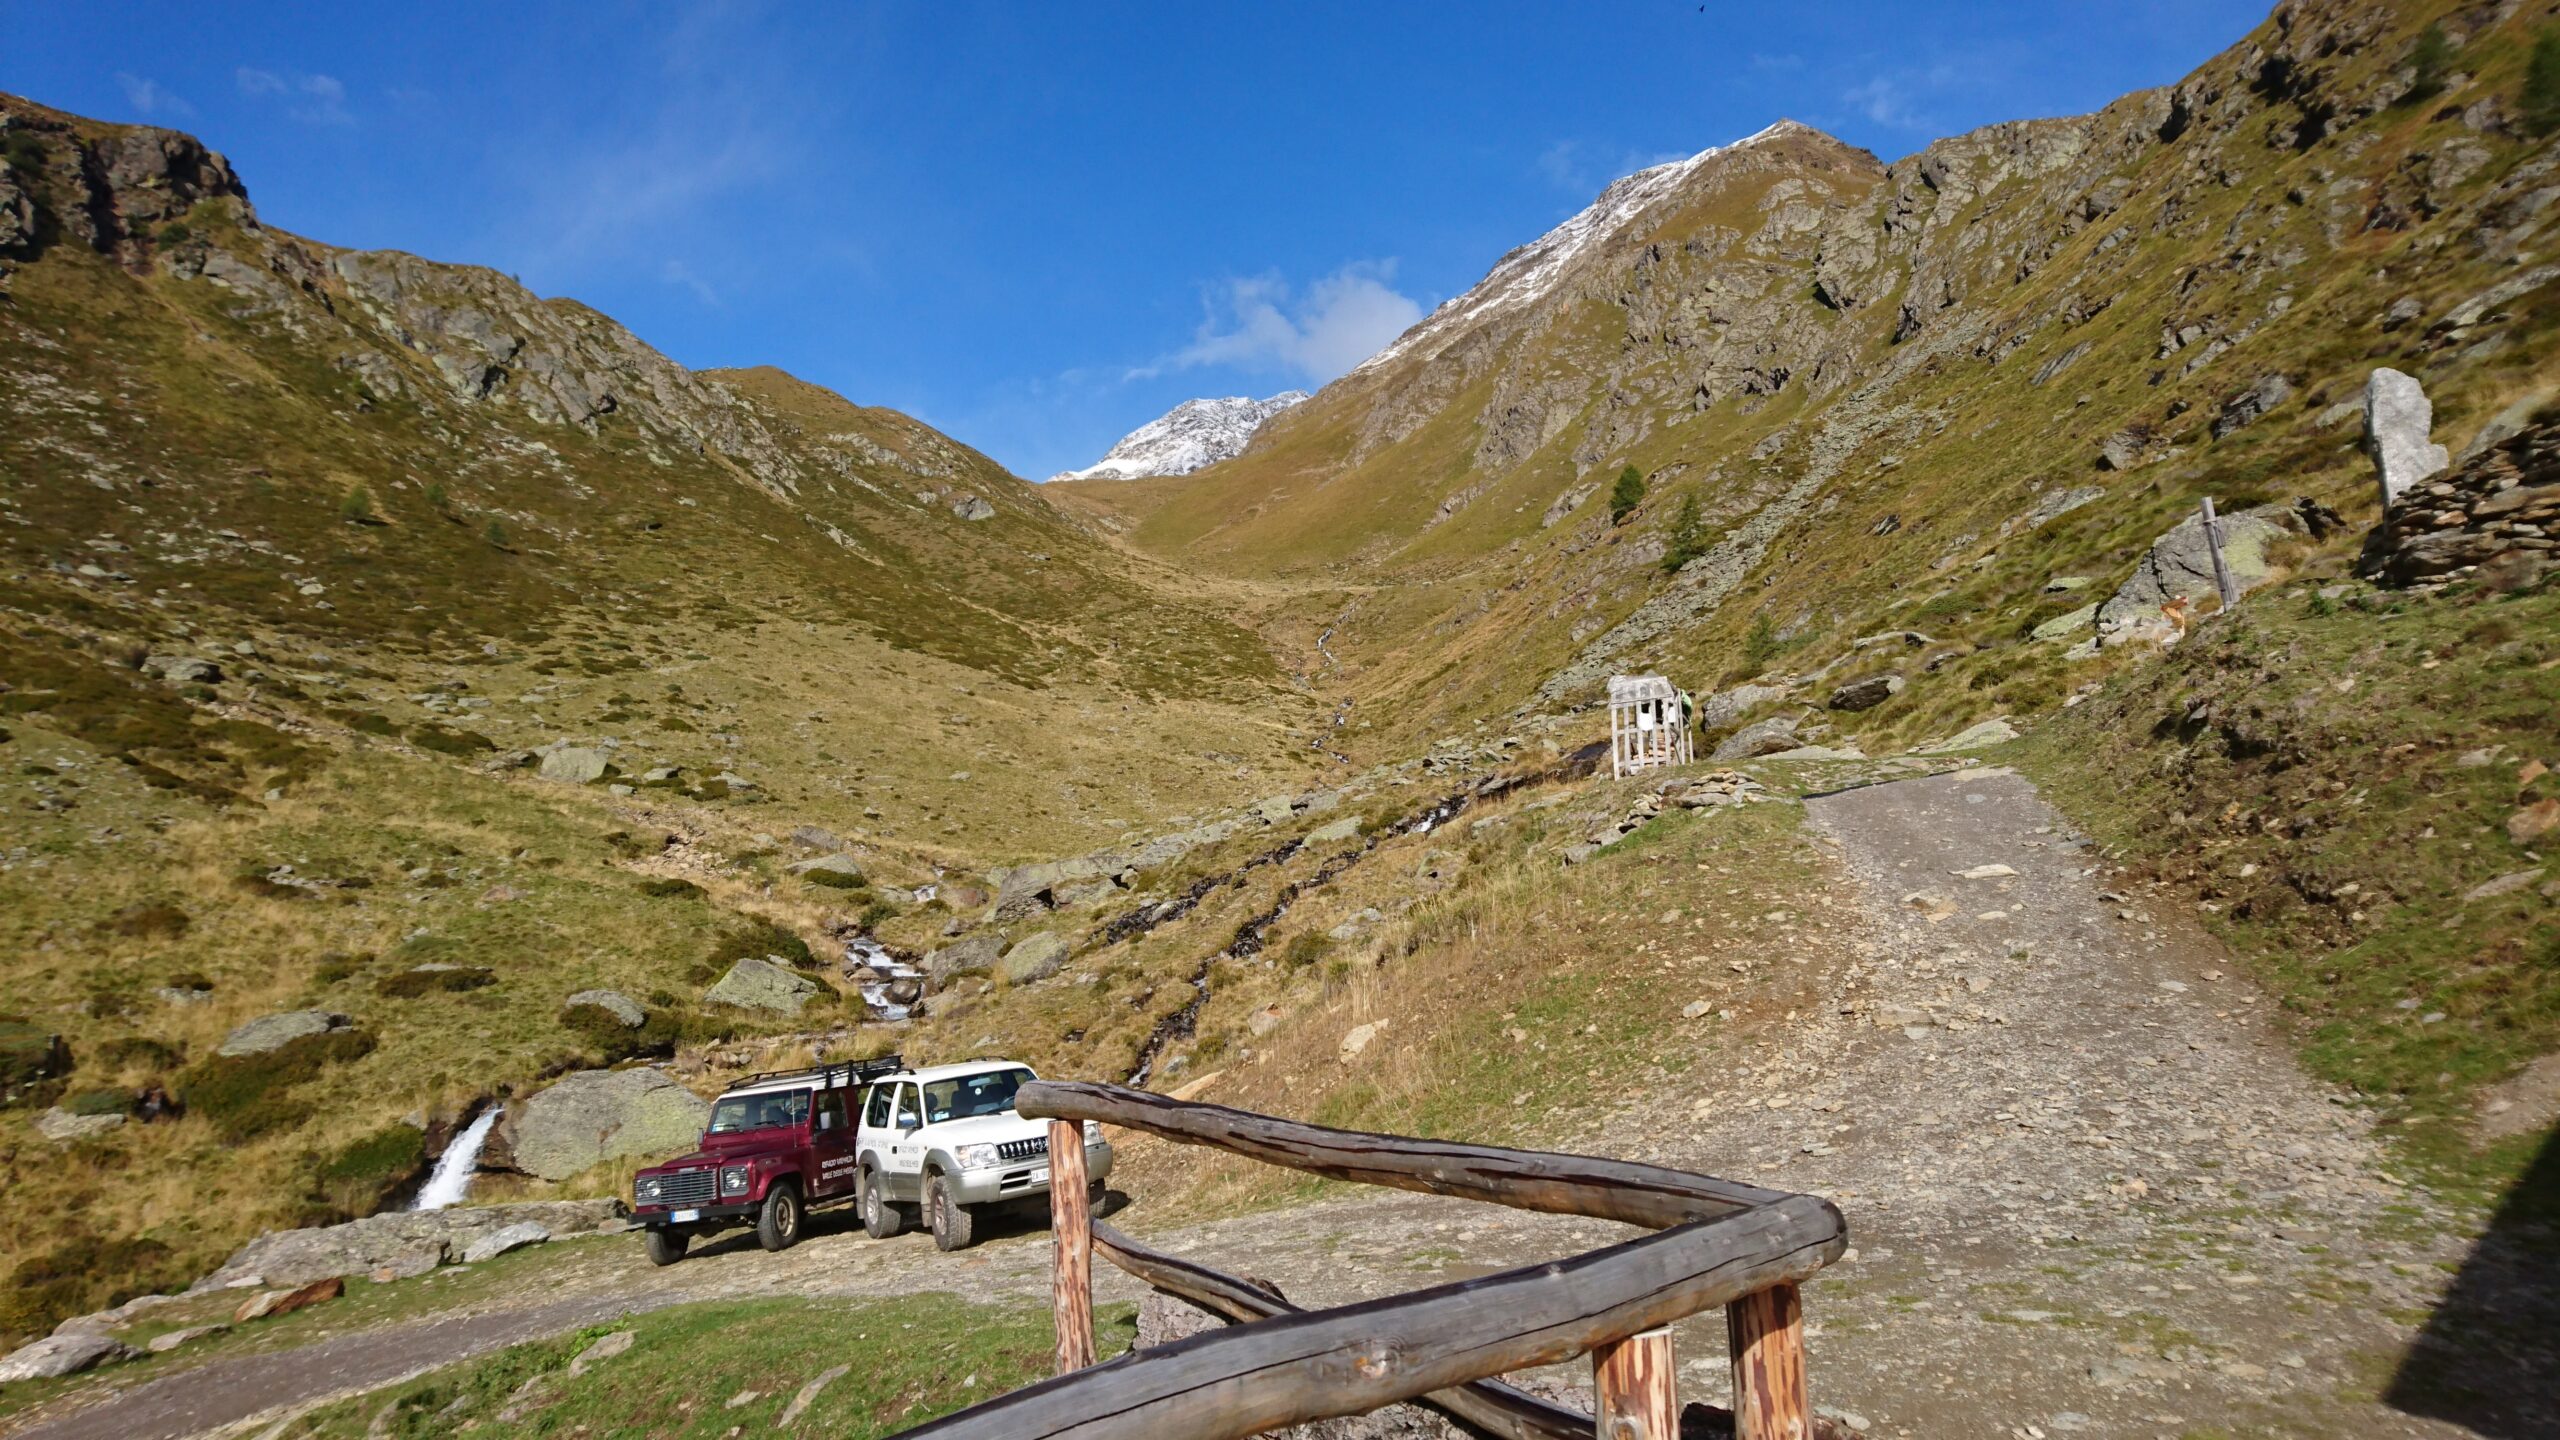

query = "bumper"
633;1199;758;1229
943;1139;1113;1207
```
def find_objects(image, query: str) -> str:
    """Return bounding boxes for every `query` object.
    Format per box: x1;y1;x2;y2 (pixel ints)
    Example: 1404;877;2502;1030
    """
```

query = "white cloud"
236;67;353;124
659;258;720;307
1842;63;1960;132
115;74;192;119
1133;261;1425;384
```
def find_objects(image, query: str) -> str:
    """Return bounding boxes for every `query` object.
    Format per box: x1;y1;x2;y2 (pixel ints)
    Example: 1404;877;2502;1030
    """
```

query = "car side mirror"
816;1112;834;1131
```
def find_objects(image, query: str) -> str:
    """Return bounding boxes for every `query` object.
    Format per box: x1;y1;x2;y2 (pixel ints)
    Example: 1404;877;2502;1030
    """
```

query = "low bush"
310;1123;429;1219
102;902;190;938
63;1086;132;1117
98;1035;183;1069
708;917;814;970
638;876;705;900
802;867;867;890
0;1235;190;1349
179;1028;376;1141
408;724;496;756
376;965;497;998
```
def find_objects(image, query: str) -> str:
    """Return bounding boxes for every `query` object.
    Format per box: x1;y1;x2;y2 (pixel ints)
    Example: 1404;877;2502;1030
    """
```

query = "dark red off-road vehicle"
628;1056;903;1266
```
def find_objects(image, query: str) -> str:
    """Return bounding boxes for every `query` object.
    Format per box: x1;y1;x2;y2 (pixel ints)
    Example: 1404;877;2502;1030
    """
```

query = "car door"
809;1089;858;1199
884;1082;928;1199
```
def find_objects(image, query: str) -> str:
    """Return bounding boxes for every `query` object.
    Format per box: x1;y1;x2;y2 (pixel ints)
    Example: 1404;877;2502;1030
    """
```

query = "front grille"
646;1168;716;1207
996;1137;1048;1164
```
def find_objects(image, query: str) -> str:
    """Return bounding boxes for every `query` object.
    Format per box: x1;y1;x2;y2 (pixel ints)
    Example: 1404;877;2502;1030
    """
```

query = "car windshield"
922;1068;1031;1124
706;1089;809;1134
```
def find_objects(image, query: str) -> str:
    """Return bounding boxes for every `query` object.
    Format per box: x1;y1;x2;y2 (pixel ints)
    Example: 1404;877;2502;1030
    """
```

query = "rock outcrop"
493;1070;709;1182
2364;368;2450;508
703;957;820;1014
191;1200;624;1289
2096;503;2302;647
216;1010;355;1058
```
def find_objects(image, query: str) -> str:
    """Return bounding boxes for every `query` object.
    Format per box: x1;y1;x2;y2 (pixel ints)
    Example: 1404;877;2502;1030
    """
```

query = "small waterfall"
410;1106;498;1211
847;936;923;1022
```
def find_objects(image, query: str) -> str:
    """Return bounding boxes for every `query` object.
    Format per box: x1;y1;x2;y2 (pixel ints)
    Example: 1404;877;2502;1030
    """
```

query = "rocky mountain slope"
1075;0;2557;761
1051;390;1310;481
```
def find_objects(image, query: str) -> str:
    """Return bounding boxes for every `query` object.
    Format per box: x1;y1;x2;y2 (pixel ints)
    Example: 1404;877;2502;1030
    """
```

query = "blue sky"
7;2;2269;479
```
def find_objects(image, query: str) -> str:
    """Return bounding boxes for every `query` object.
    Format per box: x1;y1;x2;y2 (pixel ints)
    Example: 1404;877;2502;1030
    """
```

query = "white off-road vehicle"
854;1059;1112;1251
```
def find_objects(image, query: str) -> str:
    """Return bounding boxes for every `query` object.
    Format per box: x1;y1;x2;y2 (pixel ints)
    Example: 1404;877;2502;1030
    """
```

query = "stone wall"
2363;417;2560;587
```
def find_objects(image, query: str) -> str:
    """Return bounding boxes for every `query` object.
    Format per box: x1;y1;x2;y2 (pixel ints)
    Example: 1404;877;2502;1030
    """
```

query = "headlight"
637;1177;662;1202
954;1143;1001;1170
720;1166;749;1195
1083;1121;1103;1146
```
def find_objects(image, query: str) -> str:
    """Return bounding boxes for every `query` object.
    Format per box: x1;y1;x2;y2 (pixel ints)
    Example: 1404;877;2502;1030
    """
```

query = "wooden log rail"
893;1081;1846;1440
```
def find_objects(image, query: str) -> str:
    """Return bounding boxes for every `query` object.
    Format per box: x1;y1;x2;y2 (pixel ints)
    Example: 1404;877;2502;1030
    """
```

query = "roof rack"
725;1055;906;1093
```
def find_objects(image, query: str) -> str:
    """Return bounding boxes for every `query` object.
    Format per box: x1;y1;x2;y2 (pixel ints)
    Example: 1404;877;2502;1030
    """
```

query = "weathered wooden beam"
1090;1220;1588;1440
1594;1327;1678;1440
895;1196;1844;1440
1016;1081;1793;1228
1727;1283;1810;1440
1049;1119;1095;1375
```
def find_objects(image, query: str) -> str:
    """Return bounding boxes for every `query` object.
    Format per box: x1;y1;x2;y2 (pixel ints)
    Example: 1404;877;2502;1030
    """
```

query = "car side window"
816;1091;847;1132
864;1084;893;1130
896;1083;922;1130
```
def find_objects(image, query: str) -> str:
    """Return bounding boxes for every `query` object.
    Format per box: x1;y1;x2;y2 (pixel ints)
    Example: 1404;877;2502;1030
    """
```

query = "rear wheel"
860;1166;906;1240
756;1181;803;1252
644;1227;688;1267
927;1173;976;1252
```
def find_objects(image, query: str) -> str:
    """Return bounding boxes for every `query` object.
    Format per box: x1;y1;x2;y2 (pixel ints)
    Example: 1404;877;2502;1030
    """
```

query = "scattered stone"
567;1329;634;1378
1339;1020;1389;1061
234;1276;343;1324
2464;869;2543;902
999;932;1071;985
216;1009;355;1058
536;746;610;784
35;1107;125;1142
145;1324;227;1354
0;1333;134;1382
2363;368;2451;508
459;1222;550;1264
704;956;820;1014
561;989;645;1029
140;655;223;684
1682;1000;1713;1020
1956;864;2018;880
777;1365;852;1426
2508;799;2560;847
1828;674;1905;712
2211;373;2293;439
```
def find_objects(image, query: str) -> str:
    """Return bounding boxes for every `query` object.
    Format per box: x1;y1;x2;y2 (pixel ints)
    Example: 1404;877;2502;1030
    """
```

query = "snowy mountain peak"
1051;391;1311;482
1353;122;1800;377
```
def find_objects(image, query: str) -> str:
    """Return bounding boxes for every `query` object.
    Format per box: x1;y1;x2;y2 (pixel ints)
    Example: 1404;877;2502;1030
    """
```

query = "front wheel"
927;1173;976;1252
756;1181;803;1252
644;1227;688;1267
861;1167;906;1240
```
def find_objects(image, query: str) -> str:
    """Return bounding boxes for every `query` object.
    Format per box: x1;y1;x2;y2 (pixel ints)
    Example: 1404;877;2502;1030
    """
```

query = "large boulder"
2210;372;2293;439
140;655;223;684
999;933;1070;986
1710;715;1802;762
2363;367;2450;508
216;1010;354;1058
989;858;1109;922
536;746;610;784
561;989;645;1029
0;1332;133;1383
2095;503;2299;646
35;1107;124;1143
703;957;819;1014
923;932;1005;986
193;1200;624;1288
499;1070;709;1182
1827;674;1904;712
1697;684;1788;731
460;1221;550;1264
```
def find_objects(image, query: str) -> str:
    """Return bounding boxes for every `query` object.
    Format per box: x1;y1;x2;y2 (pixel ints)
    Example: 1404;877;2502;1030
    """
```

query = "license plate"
1030;1167;1049;1184
672;1208;700;1223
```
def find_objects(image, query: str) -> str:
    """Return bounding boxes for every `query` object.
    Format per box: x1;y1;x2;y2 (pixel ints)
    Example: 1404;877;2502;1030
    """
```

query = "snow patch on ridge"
1051;391;1310;481
1353;122;1800;377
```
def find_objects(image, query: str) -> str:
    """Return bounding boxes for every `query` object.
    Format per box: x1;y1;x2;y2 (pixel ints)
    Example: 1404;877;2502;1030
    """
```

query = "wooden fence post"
2200;496;2239;610
1728;1282;1810;1440
1593;1326;1678;1440
1049;1118;1095;1374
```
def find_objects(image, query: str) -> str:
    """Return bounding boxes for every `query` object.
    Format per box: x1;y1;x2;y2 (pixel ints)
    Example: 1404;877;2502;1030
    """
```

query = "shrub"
1;1236;187;1349
311;1124;428;1219
376;965;497;997
103;902;190;938
856;899;898;930
64;1086;132;1117
2532;25;2560;136
2404;23;2453;104
1610;465;1647;524
179;1028;376;1141
1;131;44;176
98;1035;183;1070
802;867;867;890
155;222;192;246
311;951;368;985
408;724;495;756
164;969;214;993
1661;490;1709;574
1742;612;1782;674
709;917;814;970
423;482;448;512
638;876;705;900
340;485;376;525
1280;931;1333;969
483;519;510;549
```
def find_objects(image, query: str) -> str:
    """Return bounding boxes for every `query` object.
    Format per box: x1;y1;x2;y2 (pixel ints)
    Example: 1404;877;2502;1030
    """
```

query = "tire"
861;1166;906;1240
756;1181;803;1253
644;1227;688;1267
927;1173;976;1252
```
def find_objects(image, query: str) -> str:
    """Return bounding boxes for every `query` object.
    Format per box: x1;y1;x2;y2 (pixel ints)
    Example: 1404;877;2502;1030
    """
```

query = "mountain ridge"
1049;390;1311;482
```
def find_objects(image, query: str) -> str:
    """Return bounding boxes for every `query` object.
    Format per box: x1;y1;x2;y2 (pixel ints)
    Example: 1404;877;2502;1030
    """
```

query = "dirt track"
11;767;2543;1440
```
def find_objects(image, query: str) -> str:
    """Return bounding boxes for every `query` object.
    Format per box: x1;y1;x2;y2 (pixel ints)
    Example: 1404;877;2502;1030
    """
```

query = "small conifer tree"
339;485;374;524
1609;465;1646;524
2528;25;2560;136
2403;23;2453;104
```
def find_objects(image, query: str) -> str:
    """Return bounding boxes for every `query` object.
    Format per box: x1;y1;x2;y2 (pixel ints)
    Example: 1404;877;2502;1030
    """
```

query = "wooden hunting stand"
897;1081;1847;1440
1609;674;1691;780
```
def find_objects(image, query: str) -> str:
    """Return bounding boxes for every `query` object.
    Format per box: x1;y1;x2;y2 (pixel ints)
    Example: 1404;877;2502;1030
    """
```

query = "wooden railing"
895;1081;1848;1440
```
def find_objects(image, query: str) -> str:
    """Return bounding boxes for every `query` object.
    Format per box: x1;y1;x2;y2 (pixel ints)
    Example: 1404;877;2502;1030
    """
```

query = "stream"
408;1106;498;1211
848;935;924;1022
